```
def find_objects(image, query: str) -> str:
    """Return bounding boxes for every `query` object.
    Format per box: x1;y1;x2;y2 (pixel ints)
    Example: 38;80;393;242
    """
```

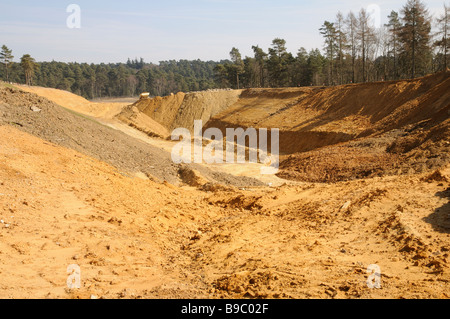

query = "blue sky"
0;0;447;64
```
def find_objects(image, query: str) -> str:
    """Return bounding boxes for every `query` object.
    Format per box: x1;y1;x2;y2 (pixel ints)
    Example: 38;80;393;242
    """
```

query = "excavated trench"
115;70;450;183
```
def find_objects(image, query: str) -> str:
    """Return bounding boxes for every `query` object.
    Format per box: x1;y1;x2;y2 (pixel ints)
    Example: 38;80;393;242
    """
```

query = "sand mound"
129;92;186;131
277;123;450;183
0;86;180;184
16;85;130;119
178;166;209;187
170;90;243;132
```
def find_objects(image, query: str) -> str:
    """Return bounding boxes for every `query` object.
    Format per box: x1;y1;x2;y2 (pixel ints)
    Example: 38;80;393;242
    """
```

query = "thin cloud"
0;0;447;64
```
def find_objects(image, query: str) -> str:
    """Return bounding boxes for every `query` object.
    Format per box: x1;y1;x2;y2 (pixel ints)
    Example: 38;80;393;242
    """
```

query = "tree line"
1;0;448;98
0;54;221;99
217;0;449;88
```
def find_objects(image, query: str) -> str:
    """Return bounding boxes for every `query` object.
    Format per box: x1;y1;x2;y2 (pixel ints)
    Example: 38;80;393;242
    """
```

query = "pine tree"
385;11;402;79
291;47;310;86
399;0;432;78
0;45;14;82
357;9;375;82
335;12;347;85
346;11;358;83
213;64;229;88
20;54;38;86
267;38;292;87
434;4;449;70
252;45;268;88
230;47;244;89
320;21;338;85
307;49;326;86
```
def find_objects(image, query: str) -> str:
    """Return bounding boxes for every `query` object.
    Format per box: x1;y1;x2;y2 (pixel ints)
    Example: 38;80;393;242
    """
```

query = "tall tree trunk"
445;11;448;70
412;9;416;79
362;36;366;82
5;63;9;82
393;38;397;79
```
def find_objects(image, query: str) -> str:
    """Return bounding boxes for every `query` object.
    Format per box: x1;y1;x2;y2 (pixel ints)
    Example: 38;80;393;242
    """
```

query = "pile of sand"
16;85;130;119
115;105;171;139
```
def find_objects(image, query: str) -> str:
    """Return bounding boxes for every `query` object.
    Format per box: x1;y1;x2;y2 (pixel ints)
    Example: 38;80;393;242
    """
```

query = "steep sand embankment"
203;71;450;182
116;71;450;182
116;90;243;137
205;71;450;154
0;86;264;187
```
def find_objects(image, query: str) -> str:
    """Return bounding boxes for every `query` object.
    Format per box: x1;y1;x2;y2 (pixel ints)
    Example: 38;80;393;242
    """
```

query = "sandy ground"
0;81;449;299
0;125;448;299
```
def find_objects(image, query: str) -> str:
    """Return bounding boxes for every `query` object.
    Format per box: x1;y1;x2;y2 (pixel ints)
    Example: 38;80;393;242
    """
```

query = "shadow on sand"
423;187;450;234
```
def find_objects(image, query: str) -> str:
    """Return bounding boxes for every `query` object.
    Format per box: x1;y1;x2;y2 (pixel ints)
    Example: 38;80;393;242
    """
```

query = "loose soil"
0;73;449;299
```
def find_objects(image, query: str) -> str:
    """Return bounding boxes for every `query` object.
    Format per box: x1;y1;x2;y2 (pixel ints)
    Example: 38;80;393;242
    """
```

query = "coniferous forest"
1;0;448;99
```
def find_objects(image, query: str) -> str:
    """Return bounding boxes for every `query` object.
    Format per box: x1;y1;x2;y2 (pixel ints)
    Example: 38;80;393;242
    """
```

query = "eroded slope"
0;125;449;299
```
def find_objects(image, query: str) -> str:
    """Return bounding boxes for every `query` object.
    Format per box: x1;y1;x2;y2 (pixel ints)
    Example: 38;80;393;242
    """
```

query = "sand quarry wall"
119;90;243;136
116;71;449;154
204;70;450;154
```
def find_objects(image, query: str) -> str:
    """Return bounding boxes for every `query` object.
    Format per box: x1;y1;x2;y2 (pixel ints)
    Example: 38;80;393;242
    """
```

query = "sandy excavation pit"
0;71;449;299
